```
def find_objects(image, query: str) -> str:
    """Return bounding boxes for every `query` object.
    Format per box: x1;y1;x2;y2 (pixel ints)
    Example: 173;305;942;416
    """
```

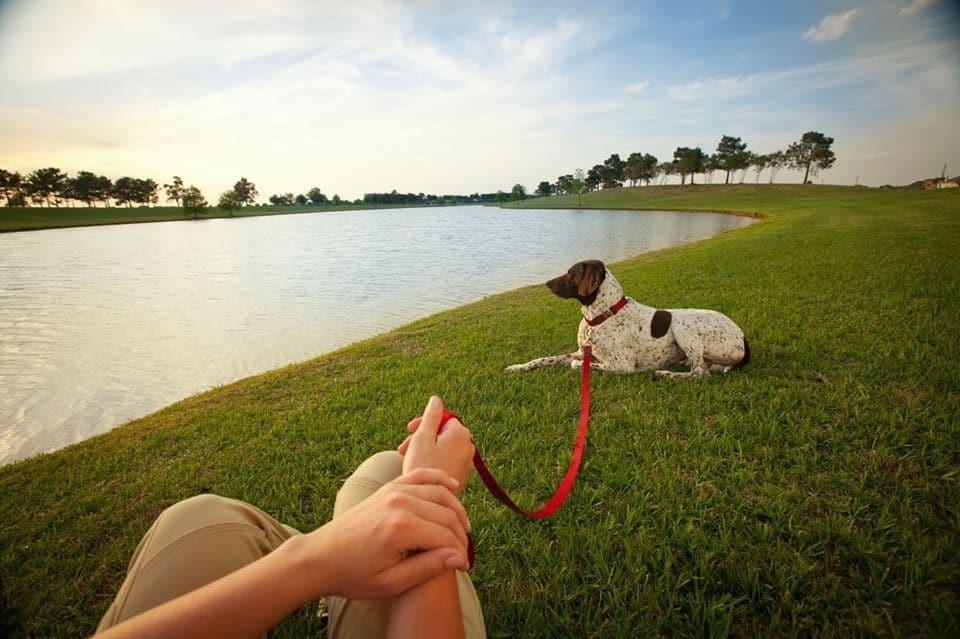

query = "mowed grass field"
0;202;444;232
1;184;958;637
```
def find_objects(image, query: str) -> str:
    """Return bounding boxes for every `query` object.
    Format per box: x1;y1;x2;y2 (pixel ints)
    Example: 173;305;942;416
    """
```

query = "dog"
506;260;749;379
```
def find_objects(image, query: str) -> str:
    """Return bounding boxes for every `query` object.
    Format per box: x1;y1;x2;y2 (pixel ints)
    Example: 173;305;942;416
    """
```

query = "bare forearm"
96;535;320;639
387;570;464;639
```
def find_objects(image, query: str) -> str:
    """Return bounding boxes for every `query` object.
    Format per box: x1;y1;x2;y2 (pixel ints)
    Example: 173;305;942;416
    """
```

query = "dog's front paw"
651;369;666;381
570;359;583;370
505;364;526;372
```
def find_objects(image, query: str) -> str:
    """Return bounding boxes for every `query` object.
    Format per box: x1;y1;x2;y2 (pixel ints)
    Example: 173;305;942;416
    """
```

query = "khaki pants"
97;451;486;638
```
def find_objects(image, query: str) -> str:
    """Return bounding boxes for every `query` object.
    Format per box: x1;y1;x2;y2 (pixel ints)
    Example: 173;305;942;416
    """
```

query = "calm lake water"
0;206;754;465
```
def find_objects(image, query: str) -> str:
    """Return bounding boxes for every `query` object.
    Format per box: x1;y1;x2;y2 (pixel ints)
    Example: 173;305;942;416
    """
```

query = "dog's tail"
732;337;750;370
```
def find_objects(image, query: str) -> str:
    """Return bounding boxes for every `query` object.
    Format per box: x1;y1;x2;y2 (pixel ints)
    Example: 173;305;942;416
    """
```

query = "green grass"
0;202;446;232
1;184;958;637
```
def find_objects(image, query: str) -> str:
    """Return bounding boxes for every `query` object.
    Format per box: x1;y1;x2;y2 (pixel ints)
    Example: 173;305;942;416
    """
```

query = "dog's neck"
582;271;626;321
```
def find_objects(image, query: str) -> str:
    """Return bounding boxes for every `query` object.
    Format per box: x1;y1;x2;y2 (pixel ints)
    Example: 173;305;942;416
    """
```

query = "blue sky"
0;0;957;198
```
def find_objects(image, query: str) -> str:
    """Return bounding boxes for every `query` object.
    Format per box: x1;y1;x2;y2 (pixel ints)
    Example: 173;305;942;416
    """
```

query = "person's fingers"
397;517;468;565
396;491;469;552
397;483;470;533
397;434;413;455
374;547;464;596
407;417;421;432
412;395;444;441
393;466;459;493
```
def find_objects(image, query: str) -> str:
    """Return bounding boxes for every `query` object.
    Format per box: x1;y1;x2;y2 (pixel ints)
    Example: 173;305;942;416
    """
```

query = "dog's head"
546;259;607;305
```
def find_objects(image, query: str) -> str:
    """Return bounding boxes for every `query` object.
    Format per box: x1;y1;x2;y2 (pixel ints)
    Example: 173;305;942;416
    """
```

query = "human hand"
398;396;475;494
298;467;471;600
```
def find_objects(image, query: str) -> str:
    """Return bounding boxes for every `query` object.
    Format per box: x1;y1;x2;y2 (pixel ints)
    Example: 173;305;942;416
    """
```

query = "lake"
0;205;754;465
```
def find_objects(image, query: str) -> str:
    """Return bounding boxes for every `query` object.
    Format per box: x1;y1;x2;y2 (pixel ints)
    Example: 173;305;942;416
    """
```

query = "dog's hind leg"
506;352;581;372
651;327;708;380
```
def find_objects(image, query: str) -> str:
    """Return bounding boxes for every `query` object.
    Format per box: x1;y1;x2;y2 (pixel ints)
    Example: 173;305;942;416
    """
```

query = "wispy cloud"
625;81;649;93
803;9;859;42
899;0;938;16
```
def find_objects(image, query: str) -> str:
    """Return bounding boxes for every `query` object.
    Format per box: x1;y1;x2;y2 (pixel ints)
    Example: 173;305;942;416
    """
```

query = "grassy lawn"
1;184;958;636
0;202;447;233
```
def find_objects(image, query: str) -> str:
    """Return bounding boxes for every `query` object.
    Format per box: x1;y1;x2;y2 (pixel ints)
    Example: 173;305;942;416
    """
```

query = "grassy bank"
1;185;958;636
0;202;447;233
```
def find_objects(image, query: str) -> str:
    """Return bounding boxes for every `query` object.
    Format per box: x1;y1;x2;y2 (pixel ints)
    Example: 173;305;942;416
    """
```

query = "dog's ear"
576;260;605;297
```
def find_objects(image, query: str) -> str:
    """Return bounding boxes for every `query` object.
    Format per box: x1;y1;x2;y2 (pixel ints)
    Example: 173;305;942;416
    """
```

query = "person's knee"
159;493;238;533
334;451;403;517
352;450;403;485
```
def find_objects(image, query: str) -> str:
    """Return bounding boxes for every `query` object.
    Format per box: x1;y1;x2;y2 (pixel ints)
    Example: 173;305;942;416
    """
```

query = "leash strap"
435;345;593;567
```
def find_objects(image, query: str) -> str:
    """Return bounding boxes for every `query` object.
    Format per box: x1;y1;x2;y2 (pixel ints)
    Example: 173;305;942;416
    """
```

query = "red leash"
435;345;594;566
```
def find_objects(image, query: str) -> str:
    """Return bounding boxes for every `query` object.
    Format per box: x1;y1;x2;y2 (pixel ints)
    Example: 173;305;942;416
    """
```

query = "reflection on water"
0;206;753;464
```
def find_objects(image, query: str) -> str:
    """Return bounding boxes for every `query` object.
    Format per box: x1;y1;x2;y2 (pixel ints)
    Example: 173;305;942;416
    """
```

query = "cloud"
803;9;859;42
625;81;649;93
899;0;938;16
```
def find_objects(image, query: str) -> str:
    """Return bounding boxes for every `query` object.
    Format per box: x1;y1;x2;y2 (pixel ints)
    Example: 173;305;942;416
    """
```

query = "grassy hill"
1;184;958;636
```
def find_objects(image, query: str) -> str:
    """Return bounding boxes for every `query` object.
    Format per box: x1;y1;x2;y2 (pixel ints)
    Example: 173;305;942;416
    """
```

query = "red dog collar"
585;296;627;326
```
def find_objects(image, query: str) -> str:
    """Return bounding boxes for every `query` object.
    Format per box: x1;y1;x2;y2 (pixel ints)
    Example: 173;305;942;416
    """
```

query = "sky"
0;0;958;199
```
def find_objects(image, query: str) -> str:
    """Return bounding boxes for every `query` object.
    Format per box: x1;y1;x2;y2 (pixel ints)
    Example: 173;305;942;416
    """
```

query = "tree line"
534;131;836;196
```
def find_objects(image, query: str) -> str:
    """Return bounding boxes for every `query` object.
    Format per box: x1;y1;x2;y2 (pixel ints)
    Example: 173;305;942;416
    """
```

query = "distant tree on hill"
766;150;787;183
0;169;23;206
139;178;159;206
535;181;553;197
68;171;105;206
657;161;675;185
673;147;705;185
625;153;644;187
164;176;185;206
750;153;768;183
586;165;602;191
511;183;526;201
702;154;719;184
332;194;341;204
786;131;836;183
715;135;748;184
295;194;308;206
269;193;295;205
182;185;208;219
306;187;328;205
24;167;67;207
218;190;244;216
232;177;258;205
600;154;625;188
112;177;139;207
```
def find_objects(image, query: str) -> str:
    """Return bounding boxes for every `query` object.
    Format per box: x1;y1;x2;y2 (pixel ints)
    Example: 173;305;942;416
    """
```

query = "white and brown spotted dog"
506;259;749;379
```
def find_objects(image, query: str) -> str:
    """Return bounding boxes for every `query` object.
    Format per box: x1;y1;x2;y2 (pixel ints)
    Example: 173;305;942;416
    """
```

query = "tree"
218;190;244;216
306;187;328;205
586;165;603;191
555;175;573;195
295;193;308;206
332;194;341;205
786;131;836;184
232;177;258;205
715;135;748;184
673;147;705;185
625;153;644;187
182;185;208;219
657;161;675;185
137;178;159;206
164;176;185;206
601;154;626;188
269;193;294;205
511;183;526;201
0;169;23;206
112;177;139;207
535;181;553;197
766;151;787;183
24;167;67;207
750;153;768;183
67;171;103;207
496;190;507;203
